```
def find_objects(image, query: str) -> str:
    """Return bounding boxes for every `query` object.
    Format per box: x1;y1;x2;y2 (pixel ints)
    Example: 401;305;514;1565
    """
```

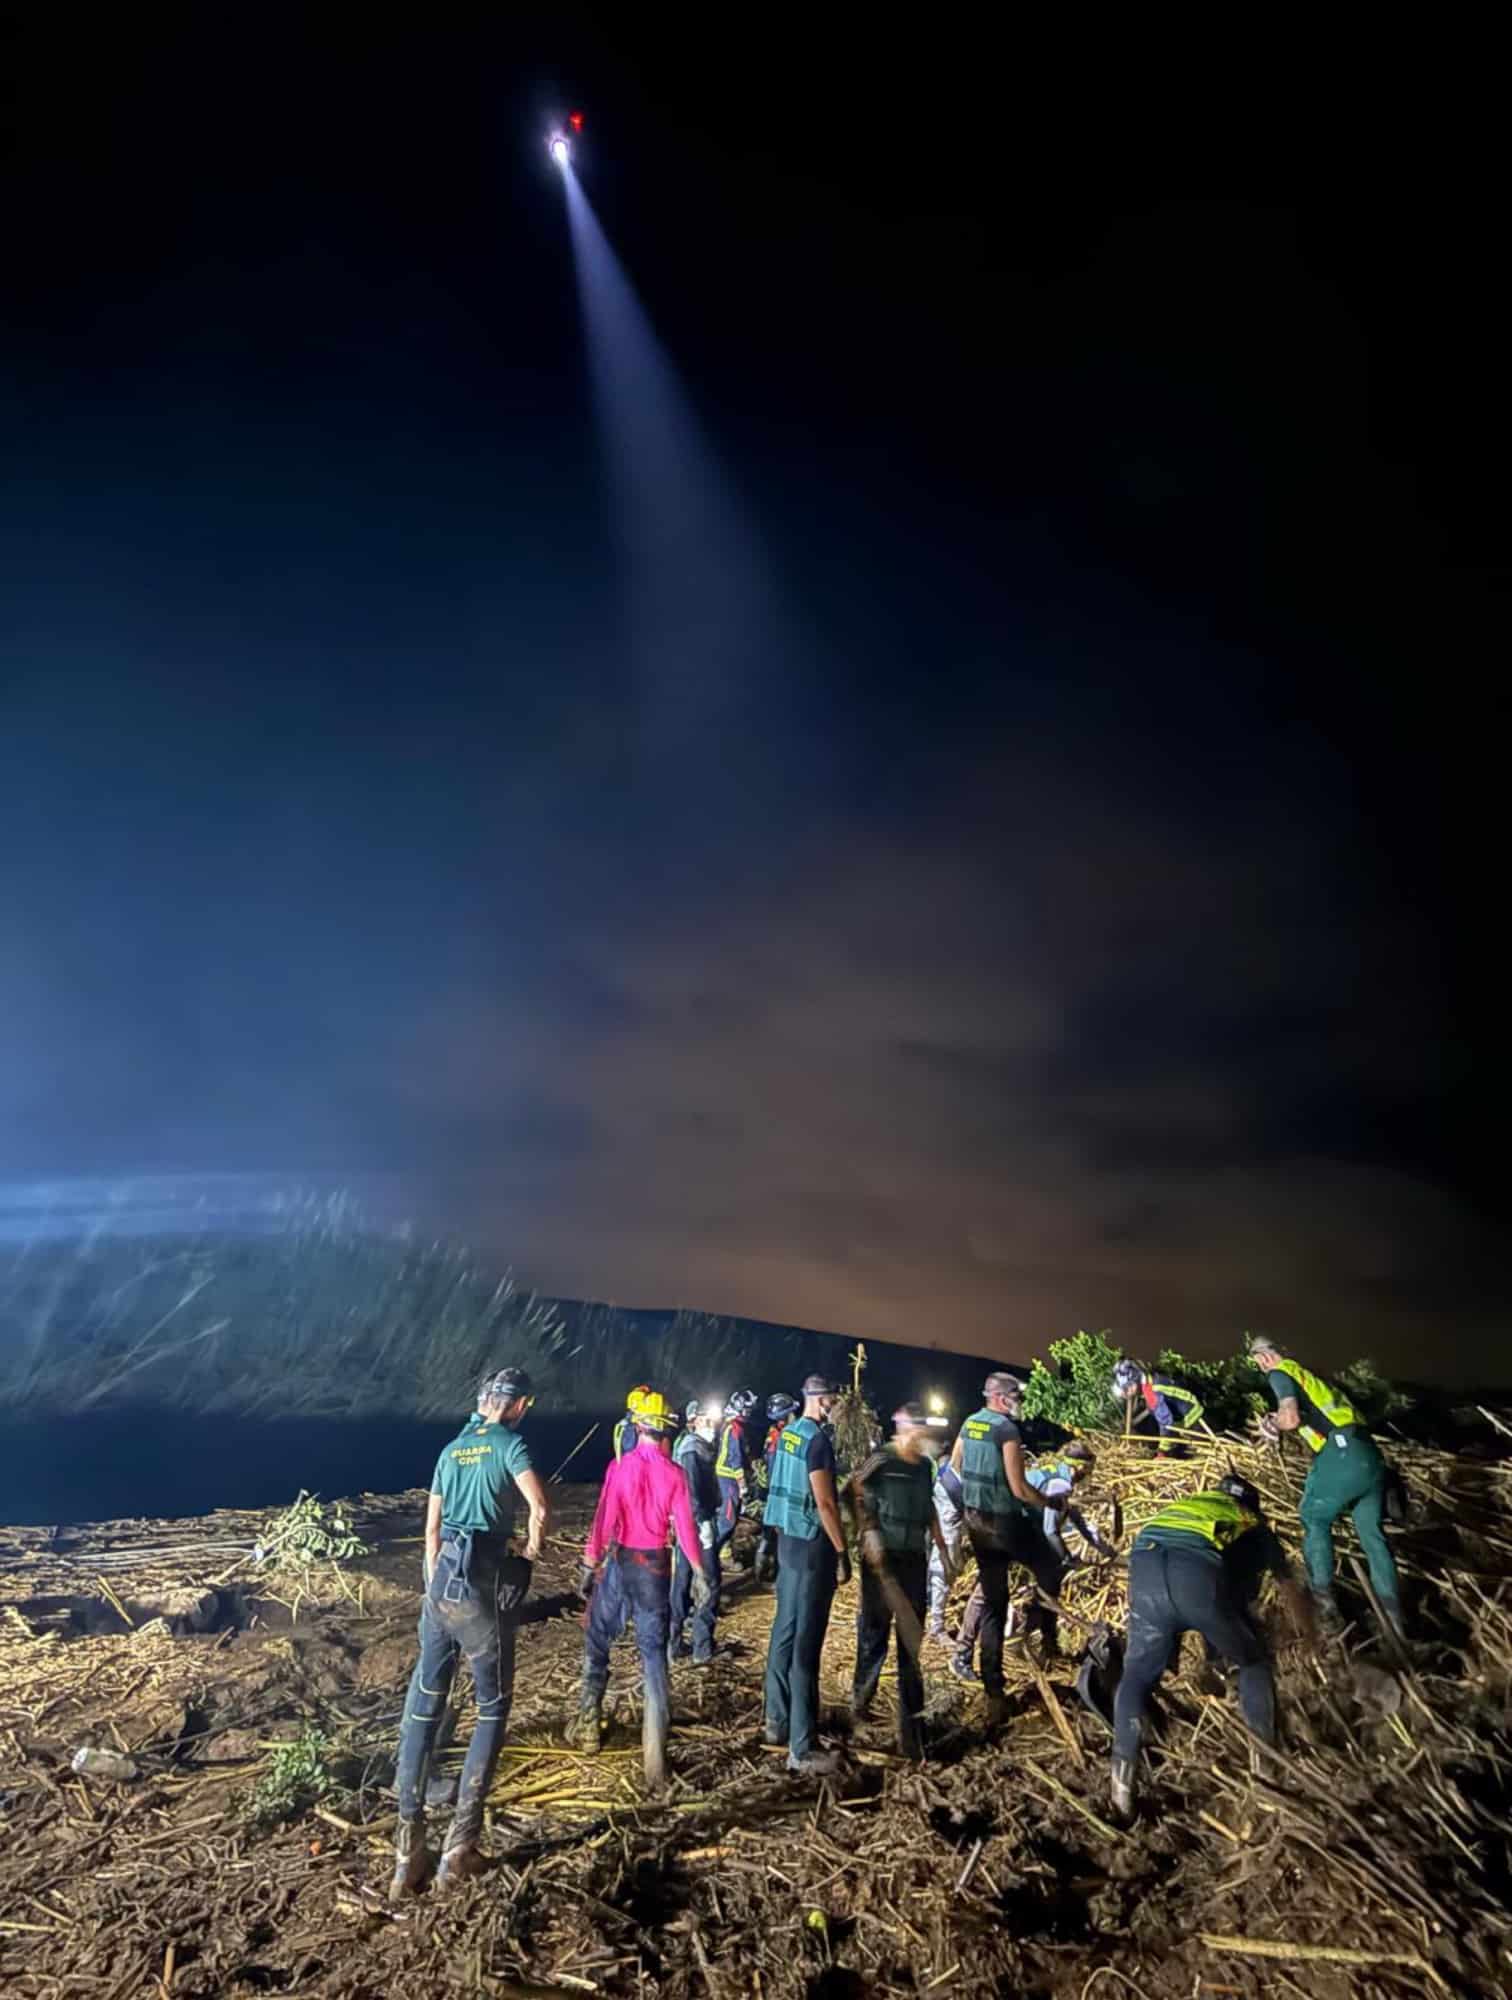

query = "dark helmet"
983;1370;1023;1400
685;1398;703;1423
1216;1471;1261;1515
479;1365;534;1406
802;1373;839;1398
766;1392;799;1424
725;1388;759;1421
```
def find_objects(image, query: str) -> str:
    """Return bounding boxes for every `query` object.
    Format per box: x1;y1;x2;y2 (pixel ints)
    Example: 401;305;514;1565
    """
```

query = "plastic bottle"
70;1747;138;1782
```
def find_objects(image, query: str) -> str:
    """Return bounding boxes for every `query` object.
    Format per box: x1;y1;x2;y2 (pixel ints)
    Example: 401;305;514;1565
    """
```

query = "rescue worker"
951;1370;1063;1726
763;1373;852;1774
1246;1334;1405;1637
949;1441;1109;1681
1110;1473;1309;1820
1111;1361;1205;1452
392;1366;548;1895
669;1401;723;1662
926;1448;965;1639
754;1392;799;1585
613;1384;653;1460
715;1388;761;1554
1030;1442;1113;1569
575;1390;706;1790
850;1403;954;1759
672;1398;702;1470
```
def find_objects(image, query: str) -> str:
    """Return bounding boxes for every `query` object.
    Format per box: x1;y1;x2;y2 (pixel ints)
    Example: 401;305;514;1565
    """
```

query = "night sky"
3;22;1506;1379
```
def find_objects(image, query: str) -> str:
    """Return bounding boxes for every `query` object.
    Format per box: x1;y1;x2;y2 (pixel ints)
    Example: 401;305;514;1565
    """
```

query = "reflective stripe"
1141;1492;1257;1550
1271;1357;1358;1454
1149;1380;1204;1428
715;1419;745;1483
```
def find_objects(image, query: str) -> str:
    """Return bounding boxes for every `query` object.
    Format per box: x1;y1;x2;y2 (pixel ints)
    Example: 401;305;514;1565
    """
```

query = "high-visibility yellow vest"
1142;1491;1257;1551
1269;1357;1359;1453
1147;1379;1204;1428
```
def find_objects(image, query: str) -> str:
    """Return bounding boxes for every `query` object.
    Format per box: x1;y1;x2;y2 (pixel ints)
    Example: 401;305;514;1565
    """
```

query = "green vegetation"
0;1204;861;1419
256;1491;369;1567
245;1726;334;1828
1022;1328;1413;1435
1021;1329;1124;1431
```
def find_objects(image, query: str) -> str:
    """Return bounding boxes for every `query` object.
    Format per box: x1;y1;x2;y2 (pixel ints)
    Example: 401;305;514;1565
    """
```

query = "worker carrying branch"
848;1402;954;1760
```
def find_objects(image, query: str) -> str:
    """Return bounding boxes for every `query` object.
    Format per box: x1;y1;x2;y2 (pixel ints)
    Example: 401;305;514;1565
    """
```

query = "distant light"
927;1392;947;1414
569;111;584;132
549;132;570;166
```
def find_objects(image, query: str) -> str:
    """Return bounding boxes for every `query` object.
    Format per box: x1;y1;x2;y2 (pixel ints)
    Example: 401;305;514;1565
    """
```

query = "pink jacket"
585;1438;703;1570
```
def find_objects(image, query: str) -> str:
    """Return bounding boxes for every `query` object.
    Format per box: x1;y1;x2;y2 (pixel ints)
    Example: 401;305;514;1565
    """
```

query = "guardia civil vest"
867;1447;935;1555
1140;1491;1258;1554
765;1417;822;1539
1270;1357;1359;1454
959;1407;1024;1519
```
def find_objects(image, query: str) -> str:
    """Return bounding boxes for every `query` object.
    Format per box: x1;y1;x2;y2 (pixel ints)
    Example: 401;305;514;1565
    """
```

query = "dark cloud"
0;18;1505;1385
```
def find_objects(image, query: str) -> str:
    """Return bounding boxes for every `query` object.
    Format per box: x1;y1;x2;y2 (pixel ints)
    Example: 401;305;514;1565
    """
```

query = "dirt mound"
0;1442;1508;1996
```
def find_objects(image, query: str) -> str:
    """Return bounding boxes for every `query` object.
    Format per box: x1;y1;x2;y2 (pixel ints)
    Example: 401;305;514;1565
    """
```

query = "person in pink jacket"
573;1390;706;1789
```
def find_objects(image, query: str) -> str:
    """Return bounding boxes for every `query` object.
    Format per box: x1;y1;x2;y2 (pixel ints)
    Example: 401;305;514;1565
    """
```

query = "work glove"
698;1517;716;1551
834;1546;852;1588
497;1554;533;1615
859;1528;886;1570
576;1563;598;1602
1255;1413;1281;1447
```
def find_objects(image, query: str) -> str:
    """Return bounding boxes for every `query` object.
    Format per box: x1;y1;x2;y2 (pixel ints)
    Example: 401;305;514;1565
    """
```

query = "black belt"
610;1542;672;1571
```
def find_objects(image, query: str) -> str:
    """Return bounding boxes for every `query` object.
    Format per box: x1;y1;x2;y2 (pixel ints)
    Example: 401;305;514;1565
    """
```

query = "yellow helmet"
633;1390;675;1433
625;1383;651;1414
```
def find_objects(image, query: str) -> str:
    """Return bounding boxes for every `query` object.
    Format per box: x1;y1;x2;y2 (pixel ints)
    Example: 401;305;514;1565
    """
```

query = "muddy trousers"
967;1514;1065;1699
764;1534;837;1760
927;1484;964;1629
582;1547;672;1765
854;1552;927;1754
1113;1544;1273;1764
1299;1431;1401;1611
396;1538;517;1842
669;1540;721;1659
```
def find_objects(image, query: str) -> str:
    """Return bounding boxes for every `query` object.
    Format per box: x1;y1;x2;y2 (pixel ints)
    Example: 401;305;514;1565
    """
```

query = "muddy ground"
0;1456;1508;1999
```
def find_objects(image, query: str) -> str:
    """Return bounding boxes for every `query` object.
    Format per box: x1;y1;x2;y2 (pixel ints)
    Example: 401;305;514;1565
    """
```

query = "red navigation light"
569;111;584;132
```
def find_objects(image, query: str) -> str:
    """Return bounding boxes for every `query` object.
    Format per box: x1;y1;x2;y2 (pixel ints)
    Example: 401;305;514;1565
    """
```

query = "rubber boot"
1379;1601;1409;1649
642;1701;669;1795
436;1829;487;1888
1110;1756;1137;1824
950;1650;980;1684
389;1817;433;1898
984;1693;1010;1733
573;1696;603;1755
